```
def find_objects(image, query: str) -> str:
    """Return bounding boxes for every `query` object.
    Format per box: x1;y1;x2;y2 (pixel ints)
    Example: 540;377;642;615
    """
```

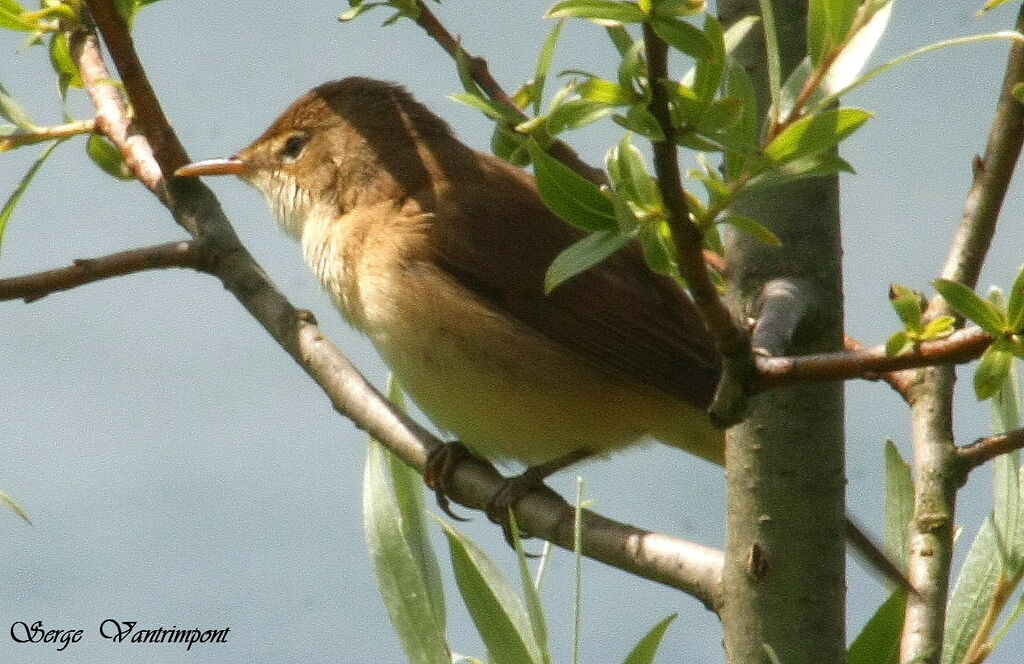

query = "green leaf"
533;19;565;115
756;0;782;125
578;77;634;105
363;438;450;664
889;283;925;332
764;108;872;165
1007;266;1024;332
492;125;529;166
976;346;1014;401
545;229;631;293
942;517;1005;664
338;1;389;21
814;29;1024;114
509;517;550;664
719;214;781;247
0;0;33;31
847;590;906;664
807;0;861;66
622;613;677;664
885;331;913;357
650;16;711;60
450;92;522;124
742;153;854;194
440;520;544;664
527;140;617;231
612;105;666;140
934;278;1008;335
605;24;635;55
921;315;956;340
990;353;1023;576
86;134;134;180
0;488;31;525
652;0;704;16
0;139;62;253
546;0;646;24
883;441;913;568
638;219;675;275
0;82;34;129
48;32;83;99
817;2;893;103
545;99;613;136
606;133;659;210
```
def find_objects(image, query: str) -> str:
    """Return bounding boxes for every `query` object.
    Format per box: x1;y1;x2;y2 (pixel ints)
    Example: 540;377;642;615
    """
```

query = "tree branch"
411;0;607;185
0;119;95;151
755;326;992;390
0;241;200;302
959;428;1024;470
902;7;1024;661
59;0;725;603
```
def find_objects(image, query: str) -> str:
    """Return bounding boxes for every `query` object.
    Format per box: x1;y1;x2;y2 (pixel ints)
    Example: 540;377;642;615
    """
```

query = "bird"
176;77;725;492
176;77;913;591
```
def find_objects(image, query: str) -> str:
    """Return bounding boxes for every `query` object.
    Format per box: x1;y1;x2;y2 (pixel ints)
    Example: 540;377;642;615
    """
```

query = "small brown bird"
177;77;723;485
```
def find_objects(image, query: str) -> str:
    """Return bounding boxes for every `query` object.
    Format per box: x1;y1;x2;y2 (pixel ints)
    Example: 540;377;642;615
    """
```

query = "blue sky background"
3;1;1024;662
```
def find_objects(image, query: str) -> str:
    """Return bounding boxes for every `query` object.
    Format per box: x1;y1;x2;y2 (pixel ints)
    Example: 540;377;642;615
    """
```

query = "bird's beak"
174;156;245;178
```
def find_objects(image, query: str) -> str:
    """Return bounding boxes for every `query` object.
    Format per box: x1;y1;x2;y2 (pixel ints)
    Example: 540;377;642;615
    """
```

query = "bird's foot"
486;467;565;550
424;441;473;522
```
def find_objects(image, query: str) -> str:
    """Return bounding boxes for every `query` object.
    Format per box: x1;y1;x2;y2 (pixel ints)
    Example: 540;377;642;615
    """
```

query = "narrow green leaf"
533;20;565;115
0;0;33;31
934;278;1008;335
86;134;134;180
921;315;956;340
509;517;550;664
652;0;703;16
848;590;906;664
605;24;634;55
764;107;872;165
492;125;529;166
0;488;31;525
818;2;893;101
650;16;712;60
807;0;861;67
1007;266;1024;332
545;99;613;136
942;518;1004;664
450;92;521;124
638;220;675;275
742;153;854;194
990;592;1024;651
578;77;633;105
339;1;389;21
612;105;665;140
815;30;1024;114
440;520;544;664
990;354;1023;575
526;141;617;231
48;32;83;99
723;62;759;178
546;0;646;24
0;139;62;252
622;613;677;664
607;133;659;210
976;346;1014;401
755;0;782;125
545;230;631;293
719;214;780;247
0;82;34;129
363;438;450;664
883;441;913;568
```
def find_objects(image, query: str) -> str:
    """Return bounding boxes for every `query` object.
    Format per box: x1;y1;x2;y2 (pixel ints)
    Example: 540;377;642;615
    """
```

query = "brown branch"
0;119;95;151
412;0;607;185
755;326;992;391
641;23;747;359
0;241;200;302
959;428;1024;470
60;0;724;603
843;335;915;402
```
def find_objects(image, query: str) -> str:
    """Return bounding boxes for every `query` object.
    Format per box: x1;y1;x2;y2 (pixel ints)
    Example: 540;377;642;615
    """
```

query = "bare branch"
411;0;607;185
0;241;200;302
640;23;748;359
843;335;915;402
0;119;95;151
58;0;724;600
755;326;992;390
959;428;1024;470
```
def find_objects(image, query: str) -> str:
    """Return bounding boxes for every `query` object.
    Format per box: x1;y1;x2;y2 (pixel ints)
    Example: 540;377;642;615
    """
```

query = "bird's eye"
279;133;309;161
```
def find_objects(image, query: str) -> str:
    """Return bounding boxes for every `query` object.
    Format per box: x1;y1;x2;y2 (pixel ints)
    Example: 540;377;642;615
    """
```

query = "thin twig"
641;23;747;357
0;241;200;302
60;0;725;602
0;119;95;151
843;335;915;401
959;428;1024;470
412;0;607;185
755;326;992;390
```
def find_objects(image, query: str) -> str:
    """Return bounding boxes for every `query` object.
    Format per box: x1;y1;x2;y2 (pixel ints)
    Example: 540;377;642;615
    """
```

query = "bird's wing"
424;170;721;410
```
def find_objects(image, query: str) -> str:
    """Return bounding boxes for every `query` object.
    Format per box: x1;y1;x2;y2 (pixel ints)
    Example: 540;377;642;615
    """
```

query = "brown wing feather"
423;154;721;409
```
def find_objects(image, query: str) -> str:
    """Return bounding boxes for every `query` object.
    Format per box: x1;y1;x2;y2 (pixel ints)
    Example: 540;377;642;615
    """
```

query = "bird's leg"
486;448;595;547
423;441;475;521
